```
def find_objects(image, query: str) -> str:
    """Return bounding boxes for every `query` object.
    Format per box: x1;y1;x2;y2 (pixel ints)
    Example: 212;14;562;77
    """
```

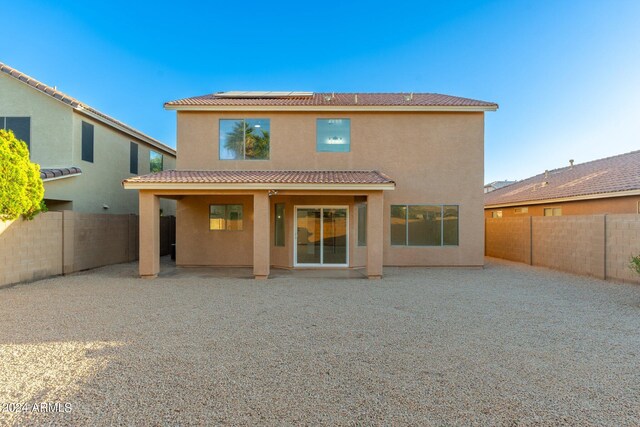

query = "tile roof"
124;170;394;185
0;62;175;156
165;92;497;109
485;150;640;206
40;167;82;181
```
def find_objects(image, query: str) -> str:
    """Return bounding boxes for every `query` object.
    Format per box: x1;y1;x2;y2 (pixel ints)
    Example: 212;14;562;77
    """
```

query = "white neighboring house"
0;62;176;214
484;180;515;193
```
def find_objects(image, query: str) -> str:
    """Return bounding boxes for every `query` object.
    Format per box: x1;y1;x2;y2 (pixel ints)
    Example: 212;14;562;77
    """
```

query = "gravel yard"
1;257;639;426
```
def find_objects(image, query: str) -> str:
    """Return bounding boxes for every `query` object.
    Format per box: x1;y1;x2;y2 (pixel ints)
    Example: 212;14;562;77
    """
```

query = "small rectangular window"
544;208;562;216
4;117;31;149
209;204;244;231
219;119;270;160
150;150;163;172
357;204;367;246
274;203;285;246
130;142;138;174
317;119;350;152
81;121;94;162
514;207;528;214
492;211;503;218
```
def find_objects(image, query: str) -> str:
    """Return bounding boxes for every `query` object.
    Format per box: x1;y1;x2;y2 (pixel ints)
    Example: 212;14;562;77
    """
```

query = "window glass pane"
553;208;562;216
226;205;243;230
408;205;441;246
5;117;30;148
390;205;407;245
544;208;552;216
209;205;226;230
81;121;94;162
130;142;138;174
245;119;270;159
492;211;503;218
150;151;163;172
357;204;367;246
443;205;459;246
275;203;285;246
219;119;243;159
317;119;350;152
323;208;348;264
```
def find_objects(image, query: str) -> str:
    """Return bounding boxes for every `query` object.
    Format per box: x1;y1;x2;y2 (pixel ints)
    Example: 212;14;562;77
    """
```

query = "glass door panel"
322;209;348;264
296;208;321;264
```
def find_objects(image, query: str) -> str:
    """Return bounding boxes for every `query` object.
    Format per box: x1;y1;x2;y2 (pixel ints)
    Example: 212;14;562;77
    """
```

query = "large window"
209;204;243;231
81;121;94;162
219;119;270;160
274;203;285;246
357;204;367;246
1;117;31;149
317;119;350;152
391;204;459;246
130;142;138;174
150;150;163;172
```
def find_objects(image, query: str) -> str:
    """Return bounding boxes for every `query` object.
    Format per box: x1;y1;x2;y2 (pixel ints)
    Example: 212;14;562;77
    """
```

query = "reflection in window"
391;204;459;246
219;119;270;160
209;204;243;230
150;150;163;172
317;119;350;152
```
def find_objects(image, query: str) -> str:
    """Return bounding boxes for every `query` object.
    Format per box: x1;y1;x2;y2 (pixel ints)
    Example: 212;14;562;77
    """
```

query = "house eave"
123;182;396;191
485;189;640;209
164;104;498;113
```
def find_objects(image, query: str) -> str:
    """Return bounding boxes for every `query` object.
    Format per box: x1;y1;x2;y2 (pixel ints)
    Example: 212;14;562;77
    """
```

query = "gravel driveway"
1;258;639;426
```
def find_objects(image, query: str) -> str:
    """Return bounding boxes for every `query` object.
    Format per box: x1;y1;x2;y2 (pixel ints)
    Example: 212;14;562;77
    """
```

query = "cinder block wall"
532;216;605;279
606;214;640;282
485;217;531;263
1;211;175;287
486;214;640;283
0;212;63;285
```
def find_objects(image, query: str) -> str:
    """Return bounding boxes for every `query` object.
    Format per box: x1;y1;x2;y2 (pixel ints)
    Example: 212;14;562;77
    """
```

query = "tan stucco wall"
175;111;485;267
485;217;531;264
0;212;63;286
485;195;640;219
0;72;176;215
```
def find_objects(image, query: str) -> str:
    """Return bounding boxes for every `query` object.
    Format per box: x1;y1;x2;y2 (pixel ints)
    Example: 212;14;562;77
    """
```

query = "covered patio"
123;170;395;279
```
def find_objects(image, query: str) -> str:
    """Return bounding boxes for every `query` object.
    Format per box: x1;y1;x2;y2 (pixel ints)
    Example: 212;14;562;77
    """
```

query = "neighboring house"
484;180;515;193
485;151;640;218
124;91;498;279
0;62;176;214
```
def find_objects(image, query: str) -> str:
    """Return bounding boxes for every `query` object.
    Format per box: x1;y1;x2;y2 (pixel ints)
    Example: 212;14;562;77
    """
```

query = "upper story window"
81;121;94;162
219;119;270;160
150;150;163;172
317;118;350;152
130;142;138;174
1;117;31;150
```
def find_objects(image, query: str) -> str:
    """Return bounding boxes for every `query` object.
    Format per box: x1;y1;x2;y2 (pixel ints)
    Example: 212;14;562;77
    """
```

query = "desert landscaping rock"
1;257;639;425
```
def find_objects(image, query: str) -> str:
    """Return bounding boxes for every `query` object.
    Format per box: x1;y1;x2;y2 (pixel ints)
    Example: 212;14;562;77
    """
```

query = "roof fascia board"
164;104;497;112
485;189;640;208
123;182;396;191
41;172;82;182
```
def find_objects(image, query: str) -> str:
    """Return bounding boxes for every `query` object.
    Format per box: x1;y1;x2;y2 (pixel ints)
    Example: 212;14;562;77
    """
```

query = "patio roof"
40;167;82;182
123;170;395;191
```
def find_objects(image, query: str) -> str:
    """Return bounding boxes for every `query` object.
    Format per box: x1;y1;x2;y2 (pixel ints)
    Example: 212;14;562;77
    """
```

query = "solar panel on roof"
215;91;314;98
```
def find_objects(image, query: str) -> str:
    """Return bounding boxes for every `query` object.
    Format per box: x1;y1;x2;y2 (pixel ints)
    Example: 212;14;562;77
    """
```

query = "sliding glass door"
295;207;348;266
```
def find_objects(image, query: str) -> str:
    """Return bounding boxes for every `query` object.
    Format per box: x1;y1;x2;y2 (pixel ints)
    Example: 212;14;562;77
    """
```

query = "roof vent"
544;169;549;179
216;91;313;99
569;159;574;168
404;92;414;101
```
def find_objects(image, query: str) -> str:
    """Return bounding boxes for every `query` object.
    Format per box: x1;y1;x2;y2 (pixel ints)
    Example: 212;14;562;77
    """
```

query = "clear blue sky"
3;0;639;182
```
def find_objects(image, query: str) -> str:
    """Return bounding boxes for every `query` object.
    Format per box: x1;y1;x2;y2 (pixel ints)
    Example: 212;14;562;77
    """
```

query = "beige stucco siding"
175;111;485;266
0;73;73;166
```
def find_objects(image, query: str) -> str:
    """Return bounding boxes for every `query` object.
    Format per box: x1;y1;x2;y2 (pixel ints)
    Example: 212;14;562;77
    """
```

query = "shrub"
0;129;46;220
630;254;640;276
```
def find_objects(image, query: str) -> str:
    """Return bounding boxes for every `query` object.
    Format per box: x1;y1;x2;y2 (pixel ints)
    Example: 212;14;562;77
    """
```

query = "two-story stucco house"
124;91;497;279
0;62;176;214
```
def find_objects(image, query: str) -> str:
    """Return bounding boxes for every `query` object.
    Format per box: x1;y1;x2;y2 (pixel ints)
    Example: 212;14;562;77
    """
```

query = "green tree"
0;129;46;220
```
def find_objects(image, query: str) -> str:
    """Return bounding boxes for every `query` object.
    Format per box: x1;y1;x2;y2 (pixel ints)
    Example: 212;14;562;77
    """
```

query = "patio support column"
253;191;270;279
366;190;384;279
139;191;160;278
